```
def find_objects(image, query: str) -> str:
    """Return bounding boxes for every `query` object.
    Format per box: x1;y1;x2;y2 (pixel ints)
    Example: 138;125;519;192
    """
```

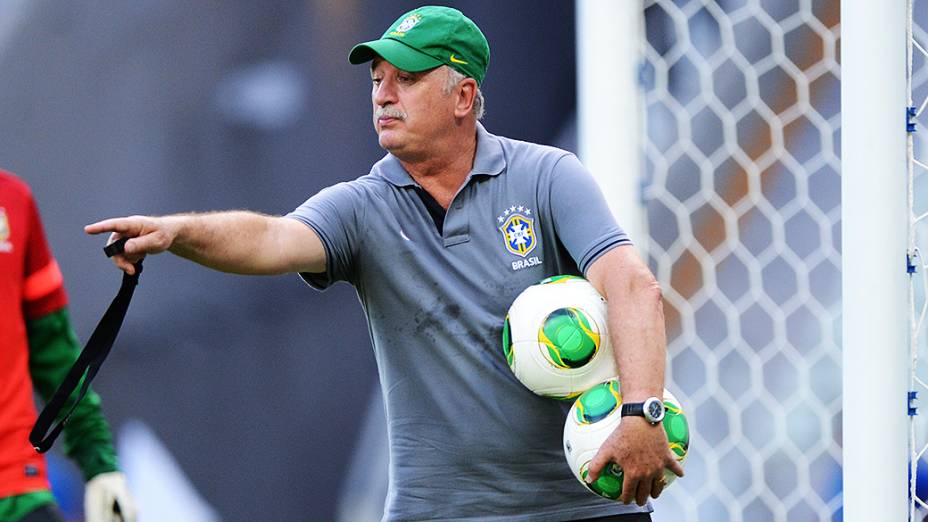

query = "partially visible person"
0;170;137;522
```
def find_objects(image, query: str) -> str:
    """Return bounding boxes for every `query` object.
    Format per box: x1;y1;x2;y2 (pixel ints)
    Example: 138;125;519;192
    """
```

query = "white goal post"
841;1;909;521
576;0;648;249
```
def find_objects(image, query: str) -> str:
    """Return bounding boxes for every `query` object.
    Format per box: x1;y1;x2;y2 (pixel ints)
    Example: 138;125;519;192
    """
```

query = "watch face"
645;398;665;423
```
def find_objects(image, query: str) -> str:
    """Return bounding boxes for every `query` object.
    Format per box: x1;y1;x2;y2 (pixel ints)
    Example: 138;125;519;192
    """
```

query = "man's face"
370;58;455;157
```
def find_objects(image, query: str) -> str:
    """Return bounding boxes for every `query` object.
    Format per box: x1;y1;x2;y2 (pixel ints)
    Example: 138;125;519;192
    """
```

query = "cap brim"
348;38;443;72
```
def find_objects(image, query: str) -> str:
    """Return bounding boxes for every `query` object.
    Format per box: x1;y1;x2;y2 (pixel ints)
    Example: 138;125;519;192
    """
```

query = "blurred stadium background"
2;0;926;521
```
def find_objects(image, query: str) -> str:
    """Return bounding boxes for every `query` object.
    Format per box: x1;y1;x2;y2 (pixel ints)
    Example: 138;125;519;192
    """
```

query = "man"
85;6;682;521
0;170;137;522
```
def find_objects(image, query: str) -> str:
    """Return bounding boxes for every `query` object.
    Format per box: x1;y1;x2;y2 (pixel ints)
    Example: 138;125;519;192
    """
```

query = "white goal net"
638;1;842;520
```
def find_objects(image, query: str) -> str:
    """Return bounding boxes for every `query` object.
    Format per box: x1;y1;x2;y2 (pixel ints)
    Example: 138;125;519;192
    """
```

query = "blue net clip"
908;106;918;133
908;253;918;274
909;391;918;416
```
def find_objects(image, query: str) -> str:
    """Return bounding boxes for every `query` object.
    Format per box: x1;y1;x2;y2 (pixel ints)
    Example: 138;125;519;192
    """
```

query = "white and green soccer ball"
502;275;616;400
563;379;690;501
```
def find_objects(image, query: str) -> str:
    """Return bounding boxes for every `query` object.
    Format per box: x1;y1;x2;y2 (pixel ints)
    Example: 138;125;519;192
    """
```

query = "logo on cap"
449;54;468;65
391;14;421;36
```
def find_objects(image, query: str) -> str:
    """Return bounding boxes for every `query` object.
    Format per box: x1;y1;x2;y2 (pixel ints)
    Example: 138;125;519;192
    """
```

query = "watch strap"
621;402;645;417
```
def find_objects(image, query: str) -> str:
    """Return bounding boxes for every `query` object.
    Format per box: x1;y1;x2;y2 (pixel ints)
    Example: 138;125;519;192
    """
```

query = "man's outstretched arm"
85;211;325;276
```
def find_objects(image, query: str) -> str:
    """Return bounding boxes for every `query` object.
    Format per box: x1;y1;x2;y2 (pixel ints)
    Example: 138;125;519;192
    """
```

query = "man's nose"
373;77;398;106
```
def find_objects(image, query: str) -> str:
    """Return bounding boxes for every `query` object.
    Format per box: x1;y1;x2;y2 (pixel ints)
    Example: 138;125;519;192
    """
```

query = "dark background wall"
0;2;576;520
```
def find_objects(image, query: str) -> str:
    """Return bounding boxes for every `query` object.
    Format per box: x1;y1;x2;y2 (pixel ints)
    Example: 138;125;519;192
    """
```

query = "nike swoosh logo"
449;54;468;65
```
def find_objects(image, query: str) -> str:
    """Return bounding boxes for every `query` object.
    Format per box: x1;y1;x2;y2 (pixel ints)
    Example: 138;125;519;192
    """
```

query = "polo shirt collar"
375;122;506;187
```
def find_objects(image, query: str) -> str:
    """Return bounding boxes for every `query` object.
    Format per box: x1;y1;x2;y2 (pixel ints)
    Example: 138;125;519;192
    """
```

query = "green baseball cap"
348;5;490;85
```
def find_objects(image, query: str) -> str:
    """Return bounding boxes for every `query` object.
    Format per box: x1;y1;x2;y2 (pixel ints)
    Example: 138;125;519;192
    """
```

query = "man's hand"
85;216;179;275
585;417;684;506
84;471;138;522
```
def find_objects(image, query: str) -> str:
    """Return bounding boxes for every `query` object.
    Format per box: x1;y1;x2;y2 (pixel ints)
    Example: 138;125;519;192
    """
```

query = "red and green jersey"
0;171;118;519
0;171;65;498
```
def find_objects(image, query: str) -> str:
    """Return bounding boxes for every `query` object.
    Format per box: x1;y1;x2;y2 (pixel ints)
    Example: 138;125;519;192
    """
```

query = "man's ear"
454;77;478;118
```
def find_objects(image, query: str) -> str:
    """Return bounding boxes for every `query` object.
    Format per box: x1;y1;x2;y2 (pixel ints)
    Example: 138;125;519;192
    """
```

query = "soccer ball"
502;275;616;400
563;379;690;500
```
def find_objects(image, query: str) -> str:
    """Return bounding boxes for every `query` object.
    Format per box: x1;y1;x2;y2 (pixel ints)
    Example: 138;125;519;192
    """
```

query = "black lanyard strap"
30;238;141;453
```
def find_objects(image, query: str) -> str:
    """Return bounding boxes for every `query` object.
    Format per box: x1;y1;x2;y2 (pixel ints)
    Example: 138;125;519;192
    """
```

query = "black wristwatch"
621;397;665;425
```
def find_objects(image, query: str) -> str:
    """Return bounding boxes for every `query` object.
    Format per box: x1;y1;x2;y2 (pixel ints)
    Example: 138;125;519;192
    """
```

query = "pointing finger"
85;218;141;236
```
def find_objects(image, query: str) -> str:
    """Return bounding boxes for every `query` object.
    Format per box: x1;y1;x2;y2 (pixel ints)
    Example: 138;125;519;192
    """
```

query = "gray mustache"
375;107;407;119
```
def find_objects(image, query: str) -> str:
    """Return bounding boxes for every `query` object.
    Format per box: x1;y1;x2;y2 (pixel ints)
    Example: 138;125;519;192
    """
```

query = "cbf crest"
497;205;537;257
390;13;421;36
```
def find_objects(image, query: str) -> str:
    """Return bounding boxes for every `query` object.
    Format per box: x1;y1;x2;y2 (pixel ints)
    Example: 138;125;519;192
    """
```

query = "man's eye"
371;78;382;85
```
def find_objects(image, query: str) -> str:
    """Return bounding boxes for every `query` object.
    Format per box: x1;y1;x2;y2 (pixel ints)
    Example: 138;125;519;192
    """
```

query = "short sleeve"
286;181;365;289
23;189;68;318
547;153;632;275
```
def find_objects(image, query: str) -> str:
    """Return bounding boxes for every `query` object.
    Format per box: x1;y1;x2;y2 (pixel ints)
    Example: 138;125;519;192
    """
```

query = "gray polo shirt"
288;124;645;521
